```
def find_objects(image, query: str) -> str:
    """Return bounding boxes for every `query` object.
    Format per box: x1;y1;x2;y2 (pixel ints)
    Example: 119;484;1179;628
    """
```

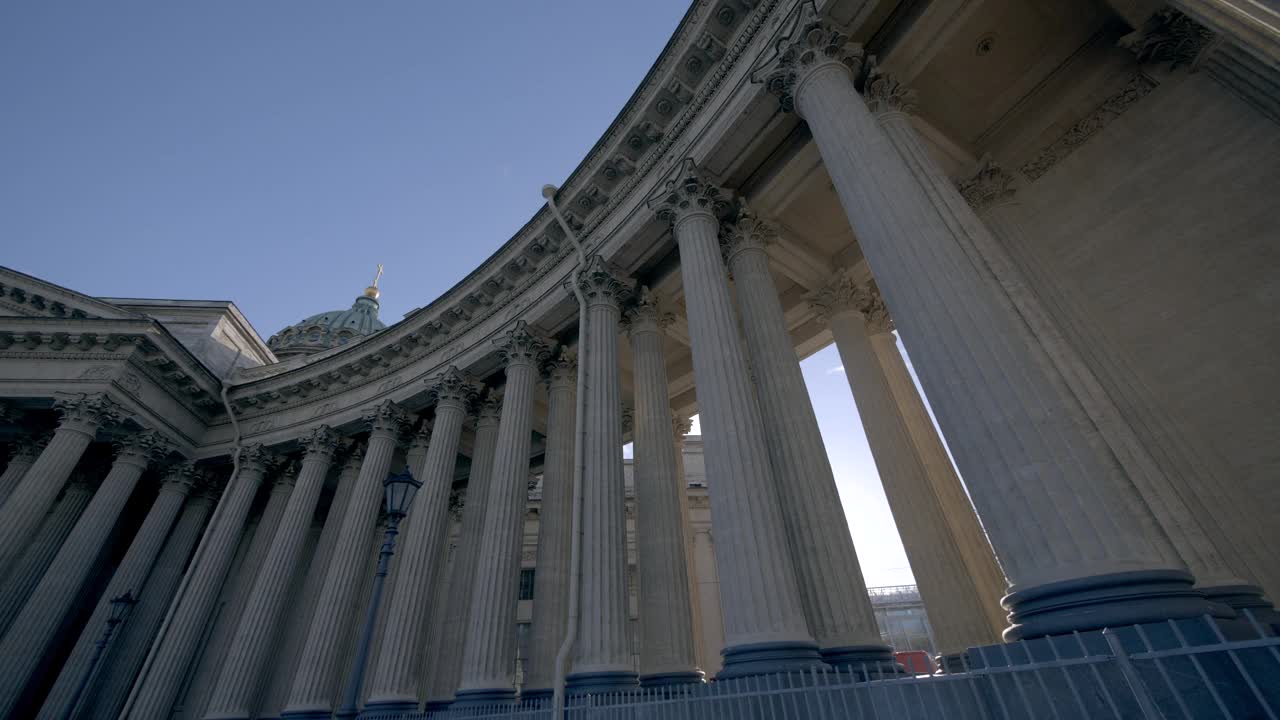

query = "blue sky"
0;2;920;586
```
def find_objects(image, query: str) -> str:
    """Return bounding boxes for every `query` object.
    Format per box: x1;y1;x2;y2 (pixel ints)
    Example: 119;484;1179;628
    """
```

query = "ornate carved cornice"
543;347;578;389
363;400;409;440
719;205;777;264
53;392;121;436
958;156;1018;212
299;425;339;461
494;320;552;370
113;429;173;468
648;158;731;225
575;255;635;310
753;4;866;115
862;61;917;116
1119;8;1215;70
429;366;480;411
624;286;674;335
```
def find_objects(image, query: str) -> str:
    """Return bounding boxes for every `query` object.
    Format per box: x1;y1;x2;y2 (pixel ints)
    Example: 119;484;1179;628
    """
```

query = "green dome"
268;293;386;359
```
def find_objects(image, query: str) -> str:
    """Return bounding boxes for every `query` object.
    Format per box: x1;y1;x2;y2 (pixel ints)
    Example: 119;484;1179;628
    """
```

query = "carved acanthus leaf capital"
1119;8;1214;70
238;443;279;476
648;158;731;225
409;421;432;455
957;155;1017;212
9;434;51;464
719;205;777;264
543;347;578;389
752;4;866;114
430;366;480;410
859;282;895;334
672;412;693;439
300;425;340;461
862;61;918;116
476;387;503;425
494;320;552;369
575;254;635;309
621;405;635;435
340;442;367;474
448;487;466;522
53;392;121;436
160;461;203;495
114;429;173;468
808;268;864;319
363;400;409;440
624;286;674;334
274;460;302;489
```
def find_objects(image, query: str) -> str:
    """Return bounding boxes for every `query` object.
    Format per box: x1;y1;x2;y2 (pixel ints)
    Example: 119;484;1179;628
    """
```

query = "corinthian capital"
430;366;480;410
543;347;578;389
9;434;51;464
957;155;1017;212
624;286;674;335
672;412;693;440
53;392;121;436
114;429;173;468
808;267;864;319
494;320;552;370
862;62;917;116
160;461;203;495
363;400;409;440
476;387;503;425
858;283;894;334
238;443;279;476
719;205;777;264
299;425;340;461
752;4;866;114
575;254;635;309
648;158;731;225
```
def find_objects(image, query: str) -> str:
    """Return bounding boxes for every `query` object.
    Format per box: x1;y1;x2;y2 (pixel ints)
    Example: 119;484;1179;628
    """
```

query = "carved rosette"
52;393;121;436
363;400;409;441
160;461;203;495
623;286;674;335
299;425;340;461
494;320;552;370
862;62;917;116
957;156;1017;212
719;205;777;264
648;158;730;225
543;347;578;390
430;366;480;412
672;412;693;440
113;429;173;468
476;387;503;425
575;254;635;310
753;7;866;114
238;443;279;477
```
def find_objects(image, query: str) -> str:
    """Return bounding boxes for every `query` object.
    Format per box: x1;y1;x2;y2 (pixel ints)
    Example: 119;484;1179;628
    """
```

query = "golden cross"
372;263;384;289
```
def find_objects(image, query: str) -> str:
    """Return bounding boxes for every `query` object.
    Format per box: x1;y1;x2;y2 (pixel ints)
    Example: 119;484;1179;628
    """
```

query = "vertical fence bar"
1045;633;1089;717
1103;628;1167;720
1166;619;1234;719
1132;623;1195;720
1073;631;1124;719
1204;615;1278;719
976;645;1013;720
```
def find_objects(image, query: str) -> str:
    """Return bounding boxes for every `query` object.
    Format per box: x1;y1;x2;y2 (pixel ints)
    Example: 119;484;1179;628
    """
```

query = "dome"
267;291;387;359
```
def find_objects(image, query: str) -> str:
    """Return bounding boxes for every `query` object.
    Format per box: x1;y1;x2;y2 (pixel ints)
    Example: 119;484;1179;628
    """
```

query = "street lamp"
335;468;421;719
63;591;135;720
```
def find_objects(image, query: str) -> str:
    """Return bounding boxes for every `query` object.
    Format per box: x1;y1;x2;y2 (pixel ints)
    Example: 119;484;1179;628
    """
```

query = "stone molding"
1019;73;1158;181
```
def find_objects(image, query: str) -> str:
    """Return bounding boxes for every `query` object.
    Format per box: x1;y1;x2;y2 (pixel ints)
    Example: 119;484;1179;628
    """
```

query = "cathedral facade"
0;0;1277;718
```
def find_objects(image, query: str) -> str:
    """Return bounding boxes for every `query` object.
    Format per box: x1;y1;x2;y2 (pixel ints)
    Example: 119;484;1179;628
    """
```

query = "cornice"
0;266;141;321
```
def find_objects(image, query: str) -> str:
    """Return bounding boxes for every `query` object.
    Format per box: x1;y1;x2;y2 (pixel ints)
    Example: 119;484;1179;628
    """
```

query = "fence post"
1102;628;1163;720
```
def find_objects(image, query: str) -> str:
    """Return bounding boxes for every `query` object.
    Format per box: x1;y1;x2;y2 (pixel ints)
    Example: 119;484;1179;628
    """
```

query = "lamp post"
336;468;421;719
63;591;135;720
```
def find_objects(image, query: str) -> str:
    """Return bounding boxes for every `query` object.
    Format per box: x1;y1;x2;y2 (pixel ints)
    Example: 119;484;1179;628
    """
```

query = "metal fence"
368;612;1280;720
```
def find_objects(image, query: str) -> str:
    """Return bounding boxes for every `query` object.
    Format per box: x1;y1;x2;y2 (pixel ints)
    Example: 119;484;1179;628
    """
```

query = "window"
519;568;536;600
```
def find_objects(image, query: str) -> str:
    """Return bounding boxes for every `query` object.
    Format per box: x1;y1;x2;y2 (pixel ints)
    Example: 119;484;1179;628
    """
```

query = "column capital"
52;392;121;437
623;286;674;335
408;421;432;458
957;155;1018;212
575;254;635;310
720;205;777;265
448;486;466;522
809;270;894;333
543;347;578;390
339;441;366;474
363;400;410;441
862;62;917;117
113;429;173;469
238;443;279;476
67;470;101;494
648;158;731;226
300;425;340;461
191;470;224;505
159;461;202;496
273;460;301;490
475;387;503;427
494;320;552;370
8;434;51;464
752;5;867;115
430;366;481;411
1118;8;1214;70
859;284;895;334
672;412;693;440
621;405;635;436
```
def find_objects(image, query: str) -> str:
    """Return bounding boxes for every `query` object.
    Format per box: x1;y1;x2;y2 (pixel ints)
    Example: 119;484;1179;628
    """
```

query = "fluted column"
0;393;118;581
524;349;577;697
722;211;891;669
648;164;821;677
565;257;638;693
962;157;1279;612
39;461;200;720
811;275;1006;655
81;480;216;720
0;473;94;636
456;321;549;705
122;445;277;720
0;435;46;508
626;289;702;685
755;10;1211;639
0;429;170;717
427;390;502;706
671;415;708;672
364;369;476;712
204;428;339;719
281;401;407;720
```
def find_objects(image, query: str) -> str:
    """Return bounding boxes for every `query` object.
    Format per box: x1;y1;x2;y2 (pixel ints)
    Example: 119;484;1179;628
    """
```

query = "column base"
451;687;516;709
716;640;826;679
639;670;706;687
1002;568;1216;641
422;698;454;712
1202;584;1280;634
280;709;334;720
820;643;900;677
935;652;967;674
202;713;251;720
520;687;553;701
358;698;418;715
565;670;639;694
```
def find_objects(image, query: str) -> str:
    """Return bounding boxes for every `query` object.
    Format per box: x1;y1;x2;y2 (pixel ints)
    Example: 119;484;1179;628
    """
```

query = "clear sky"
1;2;928;587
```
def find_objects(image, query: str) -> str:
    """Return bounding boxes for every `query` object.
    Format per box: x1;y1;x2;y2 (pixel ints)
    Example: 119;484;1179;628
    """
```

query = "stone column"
38;461;199;720
722;210;892;669
961;157;1279;612
0;473;94;636
364;369;476;712
427;390;502;706
0;429;170;717
566;256;638;693
80;479;216;720
122;445;277;720
811;275;1006;656
648;164;821;677
0;435;46;508
456;321;549;705
524;348;577;698
203;427;339;720
626;289;702;685
0;393;118;581
754;10;1211;639
671;415;708;672
281;401;407;720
